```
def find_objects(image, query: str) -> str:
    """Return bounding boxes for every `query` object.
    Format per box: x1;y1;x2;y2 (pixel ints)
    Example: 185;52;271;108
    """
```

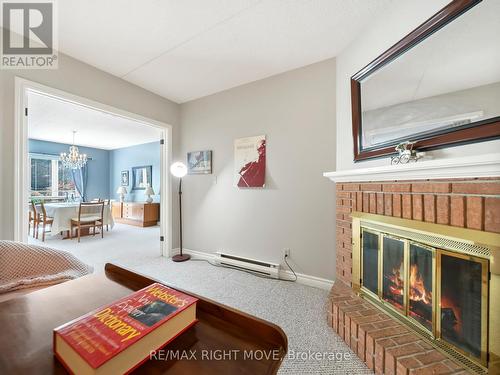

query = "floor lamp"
170;162;190;262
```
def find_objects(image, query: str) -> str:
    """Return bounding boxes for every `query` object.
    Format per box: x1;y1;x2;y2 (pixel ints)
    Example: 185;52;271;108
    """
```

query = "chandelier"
59;130;88;169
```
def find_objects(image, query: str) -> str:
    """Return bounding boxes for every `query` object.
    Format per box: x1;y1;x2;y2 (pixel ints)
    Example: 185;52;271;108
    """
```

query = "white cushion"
71;215;101;223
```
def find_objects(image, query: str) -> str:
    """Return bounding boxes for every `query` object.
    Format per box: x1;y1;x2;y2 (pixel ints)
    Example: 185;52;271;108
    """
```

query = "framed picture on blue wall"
121;170;129;186
132;166;152;190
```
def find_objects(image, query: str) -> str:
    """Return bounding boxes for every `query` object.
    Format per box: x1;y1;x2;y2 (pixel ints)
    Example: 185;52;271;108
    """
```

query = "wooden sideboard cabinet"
111;202;160;227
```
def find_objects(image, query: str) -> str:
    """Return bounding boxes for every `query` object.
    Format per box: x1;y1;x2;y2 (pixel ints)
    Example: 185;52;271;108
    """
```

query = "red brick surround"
328;178;500;374
335;179;500;285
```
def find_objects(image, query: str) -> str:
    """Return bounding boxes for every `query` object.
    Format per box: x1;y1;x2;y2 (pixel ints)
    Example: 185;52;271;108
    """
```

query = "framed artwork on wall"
234;135;266;188
187;150;212;174
121;170;129;186
132;165;152;190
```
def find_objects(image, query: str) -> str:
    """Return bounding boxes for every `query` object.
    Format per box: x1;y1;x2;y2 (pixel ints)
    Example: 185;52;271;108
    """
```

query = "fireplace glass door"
408;243;433;332
382;236;405;312
362;230;379;296
439;251;487;362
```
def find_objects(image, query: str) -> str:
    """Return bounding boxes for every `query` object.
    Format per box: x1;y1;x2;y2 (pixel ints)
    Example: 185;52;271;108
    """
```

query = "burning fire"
409;265;432;304
387;262;404;296
384;260;434;329
385;262;433;308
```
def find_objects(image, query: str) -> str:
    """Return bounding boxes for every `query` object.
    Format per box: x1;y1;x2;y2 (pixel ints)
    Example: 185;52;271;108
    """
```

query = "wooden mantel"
323;153;500;183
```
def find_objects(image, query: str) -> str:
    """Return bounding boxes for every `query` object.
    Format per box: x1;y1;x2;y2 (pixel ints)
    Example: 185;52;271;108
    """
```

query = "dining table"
44;202;115;237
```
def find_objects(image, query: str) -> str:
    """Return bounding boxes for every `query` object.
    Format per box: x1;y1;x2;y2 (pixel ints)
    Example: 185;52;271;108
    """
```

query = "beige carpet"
28;223;370;374
28;222;162;272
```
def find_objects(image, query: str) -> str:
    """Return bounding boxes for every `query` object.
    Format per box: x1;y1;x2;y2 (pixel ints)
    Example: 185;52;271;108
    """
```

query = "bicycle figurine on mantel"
391;141;424;165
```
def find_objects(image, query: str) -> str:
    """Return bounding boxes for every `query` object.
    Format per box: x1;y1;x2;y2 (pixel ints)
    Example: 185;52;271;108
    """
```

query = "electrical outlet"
283;248;291;258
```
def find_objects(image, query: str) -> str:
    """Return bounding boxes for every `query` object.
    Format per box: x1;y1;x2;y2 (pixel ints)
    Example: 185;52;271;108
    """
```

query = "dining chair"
103;199;111;231
38;202;54;242
70;202;105;242
28;201;39;238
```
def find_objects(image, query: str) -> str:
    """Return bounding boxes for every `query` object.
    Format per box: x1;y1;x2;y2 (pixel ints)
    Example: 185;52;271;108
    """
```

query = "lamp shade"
144;185;155;195
116;186;128;194
170;162;187;178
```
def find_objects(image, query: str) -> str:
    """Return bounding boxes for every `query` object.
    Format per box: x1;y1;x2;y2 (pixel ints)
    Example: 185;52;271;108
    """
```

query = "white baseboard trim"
170;248;334;290
171;247;212;260
280;270;334;290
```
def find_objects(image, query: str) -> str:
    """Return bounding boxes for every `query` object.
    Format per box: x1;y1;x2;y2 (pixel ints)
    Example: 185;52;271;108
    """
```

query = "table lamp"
144;184;155;203
170;162;190;262
116;186;127;202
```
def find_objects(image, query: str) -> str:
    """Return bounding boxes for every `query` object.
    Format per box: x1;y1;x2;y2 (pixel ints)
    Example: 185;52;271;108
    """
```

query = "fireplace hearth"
352;212;497;374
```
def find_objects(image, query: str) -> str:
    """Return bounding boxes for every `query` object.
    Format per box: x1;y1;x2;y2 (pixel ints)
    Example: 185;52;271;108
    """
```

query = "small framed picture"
121;170;129;186
187;150;212;174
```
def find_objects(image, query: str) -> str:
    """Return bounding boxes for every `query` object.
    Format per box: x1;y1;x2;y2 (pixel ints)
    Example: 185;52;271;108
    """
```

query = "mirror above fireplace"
351;0;500;161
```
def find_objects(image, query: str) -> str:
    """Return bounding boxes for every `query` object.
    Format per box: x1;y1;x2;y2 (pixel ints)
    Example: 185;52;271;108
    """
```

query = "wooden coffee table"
0;264;287;374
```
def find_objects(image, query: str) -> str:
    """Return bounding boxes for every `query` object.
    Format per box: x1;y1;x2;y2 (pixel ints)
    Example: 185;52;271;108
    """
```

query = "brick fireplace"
327;176;500;375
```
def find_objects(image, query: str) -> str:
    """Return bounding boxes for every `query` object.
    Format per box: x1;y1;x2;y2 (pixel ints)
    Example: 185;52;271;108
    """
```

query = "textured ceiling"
55;0;392;103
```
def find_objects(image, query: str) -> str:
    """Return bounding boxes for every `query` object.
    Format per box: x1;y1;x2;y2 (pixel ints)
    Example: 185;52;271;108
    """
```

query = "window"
30;153;78;198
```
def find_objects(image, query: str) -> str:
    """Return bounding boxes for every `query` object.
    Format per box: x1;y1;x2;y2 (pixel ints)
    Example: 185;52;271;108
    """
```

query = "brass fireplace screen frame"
351;212;500;374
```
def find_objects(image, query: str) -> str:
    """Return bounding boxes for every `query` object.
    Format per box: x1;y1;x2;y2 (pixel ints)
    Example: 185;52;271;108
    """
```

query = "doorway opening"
14;78;173;266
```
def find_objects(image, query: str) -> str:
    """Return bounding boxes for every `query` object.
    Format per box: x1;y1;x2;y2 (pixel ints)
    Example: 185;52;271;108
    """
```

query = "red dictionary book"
53;283;198;375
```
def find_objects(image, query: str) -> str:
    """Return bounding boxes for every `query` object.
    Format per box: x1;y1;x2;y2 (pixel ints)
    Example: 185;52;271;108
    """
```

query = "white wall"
0;51;180;240
335;0;500;171
179;58;336;280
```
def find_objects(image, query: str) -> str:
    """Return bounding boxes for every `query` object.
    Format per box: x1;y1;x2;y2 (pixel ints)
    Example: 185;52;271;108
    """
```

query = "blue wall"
29;139;110;200
110;141;160;202
29;139;160;202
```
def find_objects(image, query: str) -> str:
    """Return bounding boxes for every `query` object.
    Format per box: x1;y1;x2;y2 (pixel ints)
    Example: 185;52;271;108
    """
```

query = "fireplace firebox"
352;212;498;374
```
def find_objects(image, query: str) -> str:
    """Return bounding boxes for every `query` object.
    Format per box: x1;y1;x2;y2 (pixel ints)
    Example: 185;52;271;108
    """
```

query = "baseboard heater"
215;252;279;279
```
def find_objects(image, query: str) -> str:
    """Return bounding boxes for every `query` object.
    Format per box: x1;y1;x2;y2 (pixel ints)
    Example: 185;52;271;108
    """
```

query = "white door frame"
14;77;173;257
